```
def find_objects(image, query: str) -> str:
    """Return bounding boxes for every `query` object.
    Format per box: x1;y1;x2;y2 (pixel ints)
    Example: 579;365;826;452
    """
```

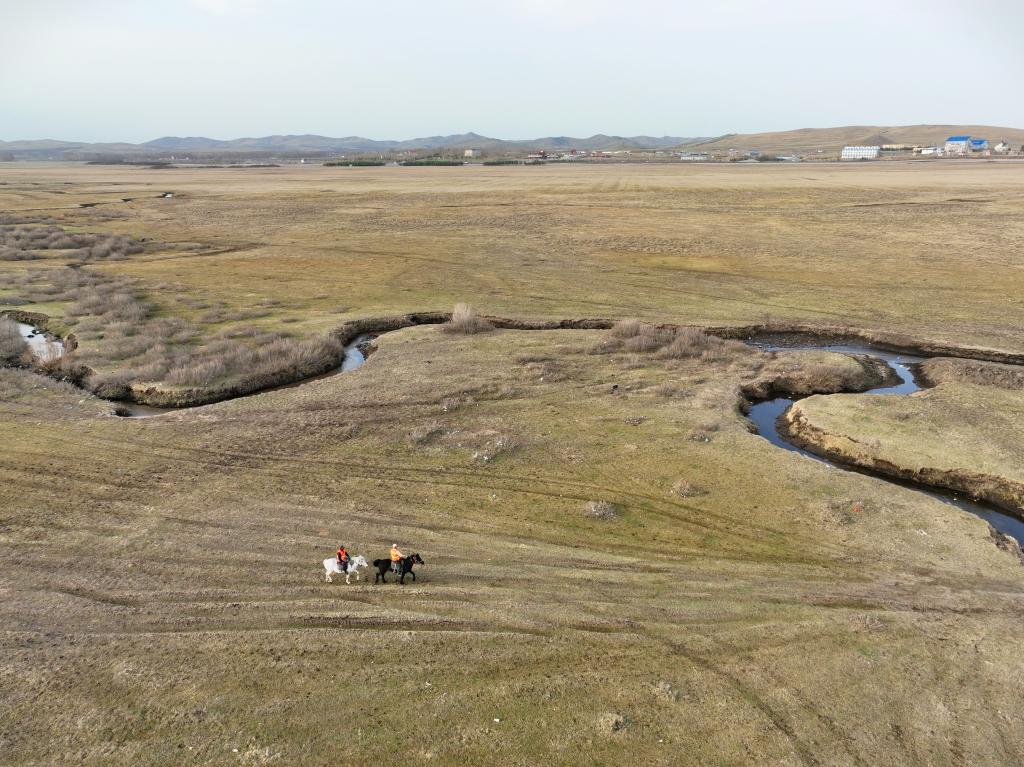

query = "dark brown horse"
372;553;424;584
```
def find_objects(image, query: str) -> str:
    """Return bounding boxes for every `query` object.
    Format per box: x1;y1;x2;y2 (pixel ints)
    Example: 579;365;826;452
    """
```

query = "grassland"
2;161;1024;765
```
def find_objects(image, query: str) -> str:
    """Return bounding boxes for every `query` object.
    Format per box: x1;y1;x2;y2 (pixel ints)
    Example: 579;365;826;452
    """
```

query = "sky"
2;0;1023;143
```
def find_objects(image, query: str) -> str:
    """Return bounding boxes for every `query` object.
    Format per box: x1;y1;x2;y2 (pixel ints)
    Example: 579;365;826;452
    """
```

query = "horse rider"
336;545;350;573
390;543;405;574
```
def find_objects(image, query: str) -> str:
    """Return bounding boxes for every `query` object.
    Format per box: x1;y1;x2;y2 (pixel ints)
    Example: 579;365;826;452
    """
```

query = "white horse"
323;554;368;584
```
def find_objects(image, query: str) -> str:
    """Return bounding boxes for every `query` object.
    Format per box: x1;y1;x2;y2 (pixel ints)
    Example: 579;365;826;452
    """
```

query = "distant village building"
463;148;481;158
944;136;971;155
915;146;942;156
994;141;1011;154
840;146;880;160
970;138;989;152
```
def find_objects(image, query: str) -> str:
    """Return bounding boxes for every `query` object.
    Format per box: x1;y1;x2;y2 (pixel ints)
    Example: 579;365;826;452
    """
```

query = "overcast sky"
2;0;1022;143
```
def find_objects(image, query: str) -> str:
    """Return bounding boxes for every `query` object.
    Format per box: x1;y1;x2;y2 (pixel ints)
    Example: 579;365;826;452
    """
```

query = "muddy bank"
740;353;897;402
714;323;1024;366
914;357;1024;390
780;404;1024;519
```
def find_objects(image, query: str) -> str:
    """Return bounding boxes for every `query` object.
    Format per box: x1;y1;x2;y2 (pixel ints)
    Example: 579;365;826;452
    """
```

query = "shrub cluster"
0;224;145;262
6;267;343;397
599;319;745;360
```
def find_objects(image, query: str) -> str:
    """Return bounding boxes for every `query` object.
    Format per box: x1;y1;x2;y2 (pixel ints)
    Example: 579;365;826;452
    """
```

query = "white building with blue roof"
944;136;972;155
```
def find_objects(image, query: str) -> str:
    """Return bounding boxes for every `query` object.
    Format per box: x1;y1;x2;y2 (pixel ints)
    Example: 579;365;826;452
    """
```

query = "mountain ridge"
0;132;698;158
3;125;1022;159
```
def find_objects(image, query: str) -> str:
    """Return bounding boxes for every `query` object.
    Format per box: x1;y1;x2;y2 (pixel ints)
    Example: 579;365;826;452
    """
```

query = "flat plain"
2;160;1024;766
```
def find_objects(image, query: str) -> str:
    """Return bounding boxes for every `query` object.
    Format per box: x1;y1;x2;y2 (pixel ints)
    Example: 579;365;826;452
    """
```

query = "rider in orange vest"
390;543;404;573
337;546;349;572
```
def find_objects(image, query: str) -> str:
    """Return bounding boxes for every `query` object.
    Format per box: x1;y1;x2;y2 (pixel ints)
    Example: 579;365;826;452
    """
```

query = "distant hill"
677;125;1024;153
5;126;1022;160
0;132;700;159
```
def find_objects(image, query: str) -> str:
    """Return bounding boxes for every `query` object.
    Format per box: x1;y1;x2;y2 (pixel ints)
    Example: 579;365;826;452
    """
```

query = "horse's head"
351;555;368;568
410;553;425;565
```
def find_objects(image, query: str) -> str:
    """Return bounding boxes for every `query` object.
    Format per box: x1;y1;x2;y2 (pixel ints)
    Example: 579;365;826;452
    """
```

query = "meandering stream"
746;340;1024;542
12;315;1024;544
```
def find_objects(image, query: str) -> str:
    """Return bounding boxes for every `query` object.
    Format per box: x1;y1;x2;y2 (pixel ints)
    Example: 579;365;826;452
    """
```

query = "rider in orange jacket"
390;543;404;573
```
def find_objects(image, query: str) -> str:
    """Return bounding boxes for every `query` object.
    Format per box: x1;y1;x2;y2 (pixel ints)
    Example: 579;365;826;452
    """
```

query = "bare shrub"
658;327;716;359
585;501;621;520
597;713;629;734
87;369;136;399
34;350;87;385
0;318;29;365
472;433;518;463
163;335;342;388
620;354;646;369
610;318;642;339
672;479;706;498
408;423;446;445
443;303;493;334
585;338;622;355
624;327;672;353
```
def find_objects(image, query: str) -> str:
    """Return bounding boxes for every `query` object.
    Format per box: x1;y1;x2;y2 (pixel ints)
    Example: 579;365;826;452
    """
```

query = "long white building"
840;146;880;160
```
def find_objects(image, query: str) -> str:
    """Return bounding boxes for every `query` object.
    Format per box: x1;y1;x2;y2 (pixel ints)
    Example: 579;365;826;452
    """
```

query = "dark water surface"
747;340;1024;542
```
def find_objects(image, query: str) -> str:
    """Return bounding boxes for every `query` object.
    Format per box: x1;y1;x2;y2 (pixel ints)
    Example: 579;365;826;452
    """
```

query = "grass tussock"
443;303;493;335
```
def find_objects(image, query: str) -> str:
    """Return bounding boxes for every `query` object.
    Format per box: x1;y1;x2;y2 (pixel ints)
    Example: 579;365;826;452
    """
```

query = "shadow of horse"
372;553;424;585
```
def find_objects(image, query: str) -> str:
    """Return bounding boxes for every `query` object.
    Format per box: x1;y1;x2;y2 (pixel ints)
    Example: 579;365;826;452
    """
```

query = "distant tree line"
399;159;463;166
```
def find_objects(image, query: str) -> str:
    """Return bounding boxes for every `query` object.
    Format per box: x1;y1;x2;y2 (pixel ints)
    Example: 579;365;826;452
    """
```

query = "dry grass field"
3;161;1024;765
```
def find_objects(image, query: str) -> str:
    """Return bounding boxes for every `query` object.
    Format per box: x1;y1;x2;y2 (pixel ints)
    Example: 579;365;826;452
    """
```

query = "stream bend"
745;340;1024;543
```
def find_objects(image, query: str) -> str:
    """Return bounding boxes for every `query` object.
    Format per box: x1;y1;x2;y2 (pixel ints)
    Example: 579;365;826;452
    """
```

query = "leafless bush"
624;325;672;352
163;335;342;387
658;327;716;359
585;501;621;520
672;479;706;498
585;338;622;354
0;318;29;365
610;318;642;338
443;303;493;334
0;246;41;261
408;423;446;445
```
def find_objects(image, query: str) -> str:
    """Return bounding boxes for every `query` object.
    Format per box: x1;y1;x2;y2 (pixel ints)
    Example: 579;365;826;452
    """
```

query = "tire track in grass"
5;431;848;564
